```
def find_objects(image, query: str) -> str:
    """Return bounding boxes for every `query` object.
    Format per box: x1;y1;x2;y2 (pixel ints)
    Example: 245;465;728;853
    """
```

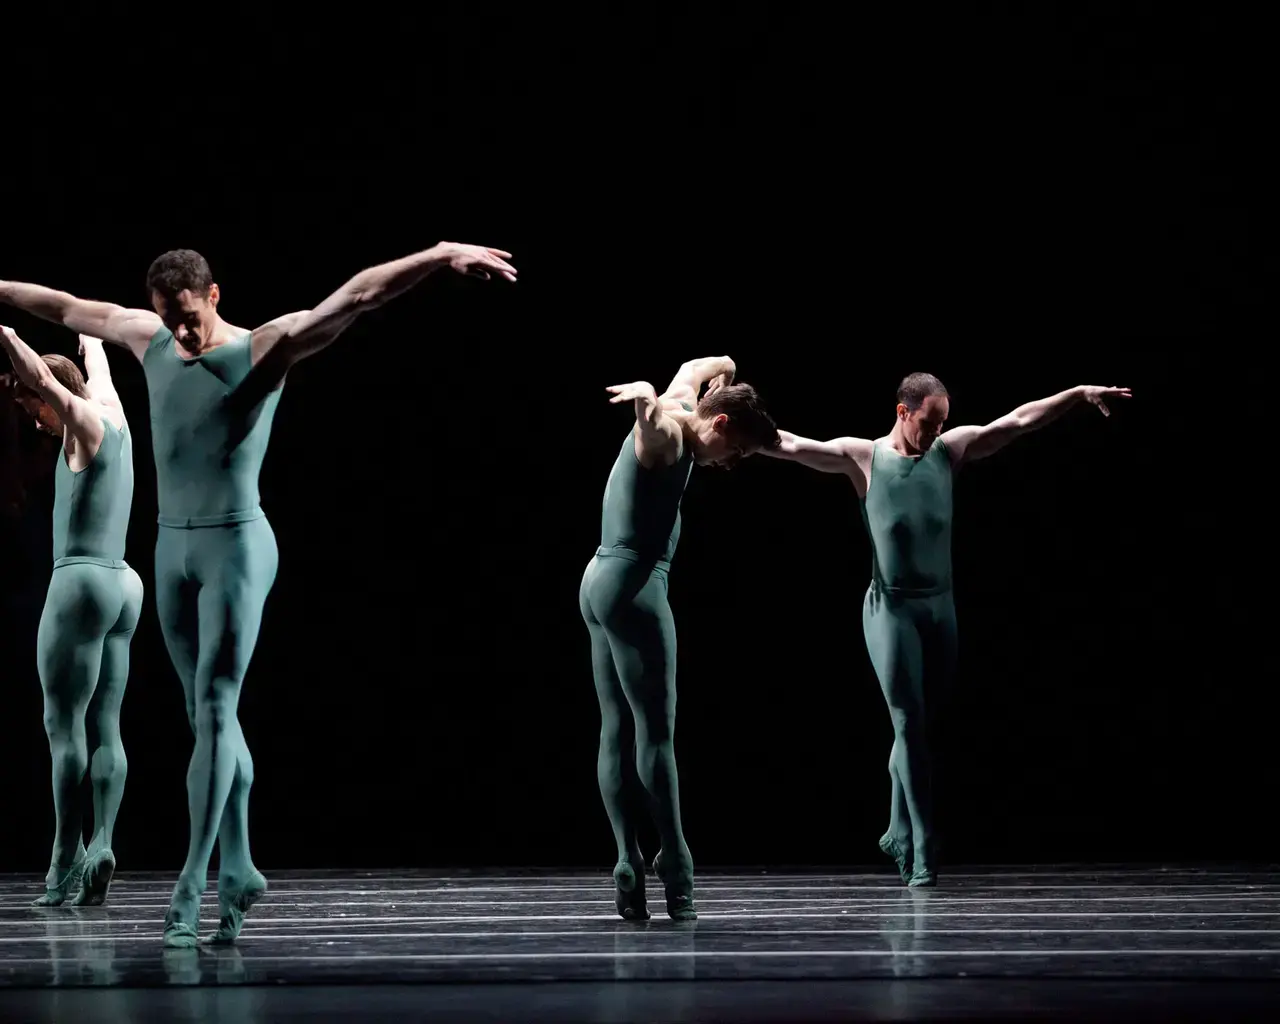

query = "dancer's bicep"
940;420;1019;465
766;431;861;474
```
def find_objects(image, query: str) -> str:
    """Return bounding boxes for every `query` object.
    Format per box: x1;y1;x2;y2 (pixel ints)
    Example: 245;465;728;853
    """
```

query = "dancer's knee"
42;703;80;744
635;709;674;749
192;690;239;740
598;730;625;761
42;707;64;741
636;736;676;779
45;717;88;772
598;705;634;748
887;705;925;739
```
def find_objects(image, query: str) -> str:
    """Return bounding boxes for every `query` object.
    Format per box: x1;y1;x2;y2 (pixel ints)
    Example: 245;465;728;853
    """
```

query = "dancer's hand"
605;382;658;406
78;334;104;356
1080;386;1132;417
432;242;517;283
704;367;735;397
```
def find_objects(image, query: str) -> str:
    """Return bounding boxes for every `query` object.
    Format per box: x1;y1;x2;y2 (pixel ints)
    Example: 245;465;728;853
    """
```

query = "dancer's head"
895;372;949;453
688;383;781;468
147;249;219;349
12;355;87;435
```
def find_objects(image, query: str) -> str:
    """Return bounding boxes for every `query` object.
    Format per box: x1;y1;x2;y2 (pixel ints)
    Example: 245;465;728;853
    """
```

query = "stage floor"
1;866;1278;1022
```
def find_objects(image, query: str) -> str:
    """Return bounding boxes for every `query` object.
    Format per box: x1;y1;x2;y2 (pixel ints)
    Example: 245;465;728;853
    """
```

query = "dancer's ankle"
654;846;693;887
217;859;260;889
174;871;205;898
48;843;87;880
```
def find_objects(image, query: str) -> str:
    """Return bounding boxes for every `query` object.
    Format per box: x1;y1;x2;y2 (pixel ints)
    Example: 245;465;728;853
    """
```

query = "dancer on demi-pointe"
1;241;516;944
1;327;142;908
764;373;1131;887
581;357;780;921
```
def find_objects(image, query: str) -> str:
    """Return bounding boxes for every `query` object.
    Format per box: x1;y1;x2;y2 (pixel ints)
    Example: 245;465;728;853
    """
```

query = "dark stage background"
0;6;1262;875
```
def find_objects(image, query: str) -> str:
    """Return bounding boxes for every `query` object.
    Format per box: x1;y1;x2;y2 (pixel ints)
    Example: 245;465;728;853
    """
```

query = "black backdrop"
1;6;1264;873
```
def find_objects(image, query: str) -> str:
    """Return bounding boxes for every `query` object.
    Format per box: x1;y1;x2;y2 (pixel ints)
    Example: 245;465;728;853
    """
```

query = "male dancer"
1;327;142;907
765;373;1131;886
0;240;516;944
583;358;780;920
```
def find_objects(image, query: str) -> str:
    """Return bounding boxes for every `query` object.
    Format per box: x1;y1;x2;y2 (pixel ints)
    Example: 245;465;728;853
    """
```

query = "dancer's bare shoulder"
248;311;308;354
849;436;877;461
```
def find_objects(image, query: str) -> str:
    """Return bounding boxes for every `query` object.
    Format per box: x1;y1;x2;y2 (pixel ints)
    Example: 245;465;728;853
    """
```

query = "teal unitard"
35;416;142;907
860;438;958;886
142;327;282;945
581;417;697;920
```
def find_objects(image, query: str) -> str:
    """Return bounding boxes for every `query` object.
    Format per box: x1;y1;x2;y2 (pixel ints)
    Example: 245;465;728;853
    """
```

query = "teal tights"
155;518;277;940
579;555;694;918
36;562;143;888
862;583;958;883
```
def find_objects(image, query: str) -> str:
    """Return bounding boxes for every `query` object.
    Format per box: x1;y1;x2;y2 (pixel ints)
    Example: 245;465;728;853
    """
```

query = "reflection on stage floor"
2;866;1278;1021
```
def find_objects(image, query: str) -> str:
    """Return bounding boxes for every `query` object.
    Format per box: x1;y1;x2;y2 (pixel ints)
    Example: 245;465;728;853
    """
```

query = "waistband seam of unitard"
53;556;130;570
871;577;952;598
157;507;265;529
594;546;672;574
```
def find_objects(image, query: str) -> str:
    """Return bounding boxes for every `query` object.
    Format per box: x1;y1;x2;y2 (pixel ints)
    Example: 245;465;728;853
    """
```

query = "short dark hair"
14;354;87;401
896;372;948;412
699;382;781;450
146;249;214;300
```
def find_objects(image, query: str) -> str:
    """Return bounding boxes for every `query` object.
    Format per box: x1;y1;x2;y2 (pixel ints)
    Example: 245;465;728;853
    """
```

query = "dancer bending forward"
581;357;779;920
2;327;142;907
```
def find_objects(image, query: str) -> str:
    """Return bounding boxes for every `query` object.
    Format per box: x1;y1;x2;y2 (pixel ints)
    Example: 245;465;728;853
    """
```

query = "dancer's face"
692;414;755;468
151;285;220;351
15;392;60;435
898;393;949;453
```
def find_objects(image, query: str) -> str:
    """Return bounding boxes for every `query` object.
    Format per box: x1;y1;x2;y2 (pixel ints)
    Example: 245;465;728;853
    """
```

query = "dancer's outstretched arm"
0;282;160;363
247;242;517;387
764;430;874;475
0;326;106;451
940;385;1132;467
